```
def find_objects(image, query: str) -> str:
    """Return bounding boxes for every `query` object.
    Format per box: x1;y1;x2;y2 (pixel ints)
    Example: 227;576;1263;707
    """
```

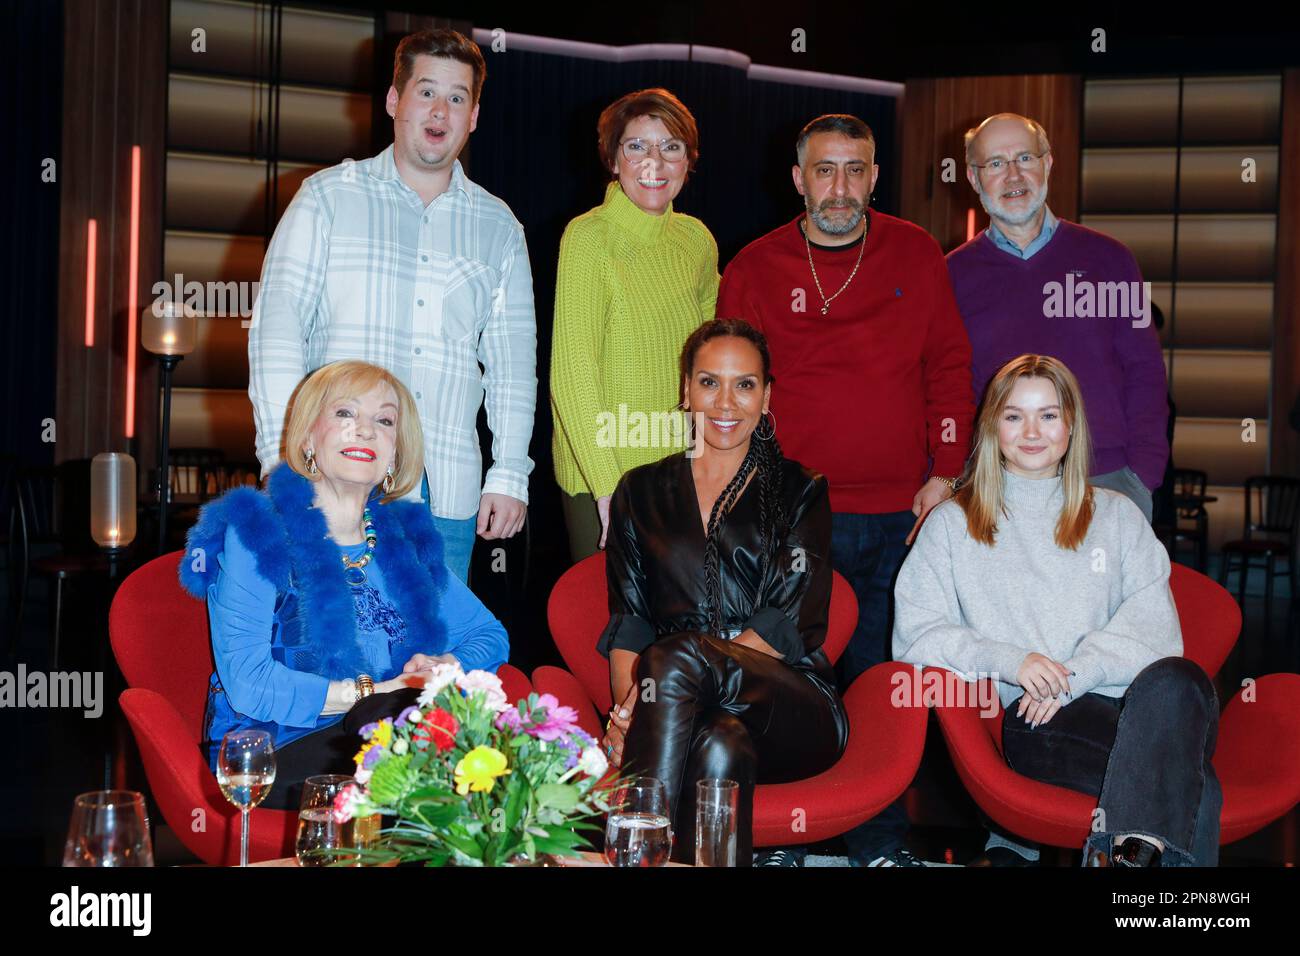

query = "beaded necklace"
340;507;378;586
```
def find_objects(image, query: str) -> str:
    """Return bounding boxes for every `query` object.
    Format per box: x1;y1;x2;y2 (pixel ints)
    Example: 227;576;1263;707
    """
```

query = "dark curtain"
2;0;62;475
464;47;896;666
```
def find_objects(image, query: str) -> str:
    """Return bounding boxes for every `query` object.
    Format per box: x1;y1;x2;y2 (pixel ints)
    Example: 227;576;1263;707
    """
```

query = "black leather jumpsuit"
598;452;849;865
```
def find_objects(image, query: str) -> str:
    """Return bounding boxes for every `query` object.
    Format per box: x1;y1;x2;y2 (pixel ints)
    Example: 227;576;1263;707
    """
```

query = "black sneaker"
755;849;803;867
864;848;926;867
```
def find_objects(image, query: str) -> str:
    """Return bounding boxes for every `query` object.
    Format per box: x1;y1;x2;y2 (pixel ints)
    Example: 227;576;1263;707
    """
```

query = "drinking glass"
695;778;738;867
217;729;276;867
296;774;378;866
604;776;673;867
62;790;154;867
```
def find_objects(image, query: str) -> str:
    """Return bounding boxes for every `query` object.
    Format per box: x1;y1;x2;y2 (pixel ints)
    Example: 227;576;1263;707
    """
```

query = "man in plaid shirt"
248;29;536;583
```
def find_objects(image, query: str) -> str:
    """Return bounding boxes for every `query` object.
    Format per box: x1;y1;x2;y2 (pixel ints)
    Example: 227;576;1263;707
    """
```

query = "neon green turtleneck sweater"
550;182;719;499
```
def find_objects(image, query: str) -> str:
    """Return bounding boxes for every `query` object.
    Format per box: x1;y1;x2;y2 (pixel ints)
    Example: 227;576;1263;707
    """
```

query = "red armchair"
534;552;928;846
929;562;1300;850
109;550;533;866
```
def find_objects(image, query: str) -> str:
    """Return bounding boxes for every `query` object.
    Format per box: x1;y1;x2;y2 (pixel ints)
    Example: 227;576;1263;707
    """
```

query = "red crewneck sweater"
718;212;974;514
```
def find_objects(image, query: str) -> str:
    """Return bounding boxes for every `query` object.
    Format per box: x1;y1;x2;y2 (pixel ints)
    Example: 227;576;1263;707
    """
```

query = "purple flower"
397;705;420;725
361;745;387;770
358;721;379;739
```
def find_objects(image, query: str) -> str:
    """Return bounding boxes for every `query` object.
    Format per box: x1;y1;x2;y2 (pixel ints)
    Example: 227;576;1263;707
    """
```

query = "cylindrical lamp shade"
142;300;198;355
91;453;137;549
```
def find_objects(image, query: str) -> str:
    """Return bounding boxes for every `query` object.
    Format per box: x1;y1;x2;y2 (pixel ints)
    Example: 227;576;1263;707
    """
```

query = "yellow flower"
353;719;394;769
454;746;512;795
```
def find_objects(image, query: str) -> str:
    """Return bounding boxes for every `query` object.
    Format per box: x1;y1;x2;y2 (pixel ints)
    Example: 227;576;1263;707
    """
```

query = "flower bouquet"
332;662;616;866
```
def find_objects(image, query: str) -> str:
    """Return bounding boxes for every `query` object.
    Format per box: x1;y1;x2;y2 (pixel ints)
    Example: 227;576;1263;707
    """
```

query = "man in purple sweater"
947;113;1169;521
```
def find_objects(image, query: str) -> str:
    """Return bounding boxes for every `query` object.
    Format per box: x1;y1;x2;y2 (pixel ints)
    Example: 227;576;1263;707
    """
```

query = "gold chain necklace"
802;209;871;315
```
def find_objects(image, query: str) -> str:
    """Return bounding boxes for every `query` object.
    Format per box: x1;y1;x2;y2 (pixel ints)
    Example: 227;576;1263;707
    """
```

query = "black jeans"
621;632;848;866
1001;657;1221;866
260;688;422;811
831;510;915;861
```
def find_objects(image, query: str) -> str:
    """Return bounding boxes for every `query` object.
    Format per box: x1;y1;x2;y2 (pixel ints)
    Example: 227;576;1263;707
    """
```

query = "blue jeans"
421;473;476;584
831;510;916;862
1002;657;1222;866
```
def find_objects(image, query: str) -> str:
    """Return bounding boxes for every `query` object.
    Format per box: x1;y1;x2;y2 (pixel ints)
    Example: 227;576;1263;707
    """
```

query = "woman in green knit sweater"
551;88;720;562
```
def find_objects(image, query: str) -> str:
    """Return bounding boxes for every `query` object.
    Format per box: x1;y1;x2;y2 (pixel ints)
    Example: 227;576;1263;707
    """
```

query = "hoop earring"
753;410;776;441
304;447;319;476
382;466;395;495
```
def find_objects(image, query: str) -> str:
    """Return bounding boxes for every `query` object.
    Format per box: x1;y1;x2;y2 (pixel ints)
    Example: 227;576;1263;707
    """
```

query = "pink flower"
332;783;364;823
530;693;581;741
417;661;465;707
455;669;510;713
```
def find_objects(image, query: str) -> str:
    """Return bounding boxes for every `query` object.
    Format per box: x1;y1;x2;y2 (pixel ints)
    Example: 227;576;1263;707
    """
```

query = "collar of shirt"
367;143;471;204
986;205;1057;259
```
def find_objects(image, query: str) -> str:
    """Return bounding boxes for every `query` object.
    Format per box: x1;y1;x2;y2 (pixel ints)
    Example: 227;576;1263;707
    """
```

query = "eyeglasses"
620;137;688;164
970;150;1048;176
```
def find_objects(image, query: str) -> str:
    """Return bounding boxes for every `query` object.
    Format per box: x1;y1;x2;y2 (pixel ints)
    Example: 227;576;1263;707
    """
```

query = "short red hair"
597;88;700;177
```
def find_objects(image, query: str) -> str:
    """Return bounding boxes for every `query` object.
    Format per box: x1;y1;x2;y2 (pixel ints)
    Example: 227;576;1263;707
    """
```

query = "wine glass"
217;729;276;867
62;790;154;867
296;774;373;866
604;776;673;867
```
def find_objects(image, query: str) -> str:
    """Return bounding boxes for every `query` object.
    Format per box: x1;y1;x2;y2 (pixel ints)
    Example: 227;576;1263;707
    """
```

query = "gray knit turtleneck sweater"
892;468;1182;708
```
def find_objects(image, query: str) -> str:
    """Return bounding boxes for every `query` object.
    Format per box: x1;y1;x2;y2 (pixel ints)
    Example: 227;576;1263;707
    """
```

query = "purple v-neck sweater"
946;220;1169;489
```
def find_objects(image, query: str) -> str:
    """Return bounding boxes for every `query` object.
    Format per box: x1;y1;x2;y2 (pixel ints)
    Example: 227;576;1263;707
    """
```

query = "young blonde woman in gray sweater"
892;354;1220;867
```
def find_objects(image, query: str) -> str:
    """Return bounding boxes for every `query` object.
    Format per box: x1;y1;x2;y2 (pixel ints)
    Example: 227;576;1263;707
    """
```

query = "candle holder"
142;302;197;554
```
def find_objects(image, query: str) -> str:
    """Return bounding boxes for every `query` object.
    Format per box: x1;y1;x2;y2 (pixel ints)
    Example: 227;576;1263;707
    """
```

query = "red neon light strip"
125;146;141;438
966;208;976;242
84;219;97;347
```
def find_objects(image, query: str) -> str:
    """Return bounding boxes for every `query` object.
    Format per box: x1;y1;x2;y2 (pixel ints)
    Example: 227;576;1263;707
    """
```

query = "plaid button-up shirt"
248;145;537;519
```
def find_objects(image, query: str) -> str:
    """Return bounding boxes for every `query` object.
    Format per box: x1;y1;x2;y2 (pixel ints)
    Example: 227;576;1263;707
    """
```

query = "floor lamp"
142;302;197;555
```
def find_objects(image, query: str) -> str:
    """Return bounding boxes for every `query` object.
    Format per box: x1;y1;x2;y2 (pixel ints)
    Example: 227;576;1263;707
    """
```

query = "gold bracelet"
934;476;957;490
357;674;375;699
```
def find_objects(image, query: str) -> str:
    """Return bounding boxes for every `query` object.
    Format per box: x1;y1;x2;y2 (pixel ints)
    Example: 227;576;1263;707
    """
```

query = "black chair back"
1243;476;1300;543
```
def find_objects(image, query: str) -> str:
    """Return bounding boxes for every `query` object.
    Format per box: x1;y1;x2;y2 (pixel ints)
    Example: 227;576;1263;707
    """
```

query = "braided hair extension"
681;319;789;637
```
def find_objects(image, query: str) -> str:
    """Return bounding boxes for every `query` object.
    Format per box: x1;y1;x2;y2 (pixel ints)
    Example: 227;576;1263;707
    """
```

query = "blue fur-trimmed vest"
179;464;450;761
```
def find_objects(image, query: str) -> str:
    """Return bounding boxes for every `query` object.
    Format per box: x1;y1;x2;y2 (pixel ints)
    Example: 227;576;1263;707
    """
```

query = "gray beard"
978;180;1049;227
807;196;865;236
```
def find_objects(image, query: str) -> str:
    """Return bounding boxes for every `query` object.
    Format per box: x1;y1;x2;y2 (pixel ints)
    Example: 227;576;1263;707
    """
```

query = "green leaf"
534;783;580;813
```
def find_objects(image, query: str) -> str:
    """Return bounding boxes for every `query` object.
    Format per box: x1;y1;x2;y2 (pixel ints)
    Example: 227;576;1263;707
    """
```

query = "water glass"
63;790;154;867
604;776;673;867
296;774;376;866
695;778;738;867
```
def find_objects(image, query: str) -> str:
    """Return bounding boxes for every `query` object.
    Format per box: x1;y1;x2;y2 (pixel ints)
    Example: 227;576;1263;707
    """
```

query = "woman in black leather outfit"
597;318;849;865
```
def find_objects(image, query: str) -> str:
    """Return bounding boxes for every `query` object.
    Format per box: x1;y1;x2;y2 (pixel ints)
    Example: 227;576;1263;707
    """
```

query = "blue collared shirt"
986;206;1058;259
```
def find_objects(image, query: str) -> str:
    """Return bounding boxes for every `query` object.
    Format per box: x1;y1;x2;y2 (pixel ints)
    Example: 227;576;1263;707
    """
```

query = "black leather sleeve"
741;472;832;661
596;477;657;658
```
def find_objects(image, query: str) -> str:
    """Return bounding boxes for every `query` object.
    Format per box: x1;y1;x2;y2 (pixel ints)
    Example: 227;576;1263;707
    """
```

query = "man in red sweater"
718;114;974;867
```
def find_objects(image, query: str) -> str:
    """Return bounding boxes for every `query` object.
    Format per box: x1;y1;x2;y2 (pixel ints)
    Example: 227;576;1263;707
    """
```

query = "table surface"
253;851;686;867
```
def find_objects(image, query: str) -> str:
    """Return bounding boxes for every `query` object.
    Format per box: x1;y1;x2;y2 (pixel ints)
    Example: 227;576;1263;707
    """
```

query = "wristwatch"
933;476;958;491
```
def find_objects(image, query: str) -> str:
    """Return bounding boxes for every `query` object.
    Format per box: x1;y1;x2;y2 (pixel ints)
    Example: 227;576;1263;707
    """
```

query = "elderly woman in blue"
180;360;508;809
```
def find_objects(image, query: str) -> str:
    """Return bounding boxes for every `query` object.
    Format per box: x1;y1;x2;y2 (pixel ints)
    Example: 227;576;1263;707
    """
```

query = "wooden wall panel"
56;0;168;494
1273;68;1300;478
900;74;1081;253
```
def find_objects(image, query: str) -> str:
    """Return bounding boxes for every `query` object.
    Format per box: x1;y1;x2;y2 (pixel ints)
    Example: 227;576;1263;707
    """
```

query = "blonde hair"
954;354;1094;549
281;361;424;504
